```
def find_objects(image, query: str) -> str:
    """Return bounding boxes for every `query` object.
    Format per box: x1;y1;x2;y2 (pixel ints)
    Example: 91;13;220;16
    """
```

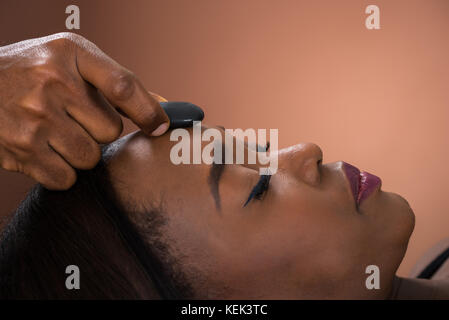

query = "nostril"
277;142;323;185
302;159;321;186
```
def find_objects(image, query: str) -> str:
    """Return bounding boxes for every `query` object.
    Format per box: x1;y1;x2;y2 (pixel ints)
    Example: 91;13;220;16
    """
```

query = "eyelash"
243;174;272;207
242;142;271;207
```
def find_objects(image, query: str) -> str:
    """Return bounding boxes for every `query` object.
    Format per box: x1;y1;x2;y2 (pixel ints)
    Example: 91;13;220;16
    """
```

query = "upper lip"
342;162;382;207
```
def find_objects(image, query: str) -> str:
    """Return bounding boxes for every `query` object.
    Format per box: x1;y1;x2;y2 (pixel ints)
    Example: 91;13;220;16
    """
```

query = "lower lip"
342;162;382;206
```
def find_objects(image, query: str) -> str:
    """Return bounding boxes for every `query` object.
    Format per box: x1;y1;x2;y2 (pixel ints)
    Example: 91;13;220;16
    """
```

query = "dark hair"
0;146;192;299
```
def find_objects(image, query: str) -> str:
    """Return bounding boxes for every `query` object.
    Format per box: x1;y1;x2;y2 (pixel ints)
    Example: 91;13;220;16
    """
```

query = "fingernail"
149;91;168;102
155;94;168;102
151;122;169;136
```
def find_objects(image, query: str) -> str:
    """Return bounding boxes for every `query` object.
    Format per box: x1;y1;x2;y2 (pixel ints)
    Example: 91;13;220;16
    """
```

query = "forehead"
107;127;200;175
104;128;217;210
108;124;258;166
107;127;261;202
108;125;220;164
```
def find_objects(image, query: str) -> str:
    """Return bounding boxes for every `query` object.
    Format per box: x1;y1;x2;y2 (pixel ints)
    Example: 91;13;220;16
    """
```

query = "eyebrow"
206;126;270;211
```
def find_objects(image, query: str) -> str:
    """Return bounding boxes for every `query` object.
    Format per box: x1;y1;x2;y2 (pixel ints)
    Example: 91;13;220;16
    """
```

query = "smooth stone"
160;101;205;129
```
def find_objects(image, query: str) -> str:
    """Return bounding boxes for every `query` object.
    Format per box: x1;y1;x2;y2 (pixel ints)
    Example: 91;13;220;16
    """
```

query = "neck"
389;275;449;299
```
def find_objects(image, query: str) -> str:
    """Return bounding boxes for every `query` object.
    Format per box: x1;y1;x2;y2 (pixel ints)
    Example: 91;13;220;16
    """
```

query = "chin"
387;191;416;249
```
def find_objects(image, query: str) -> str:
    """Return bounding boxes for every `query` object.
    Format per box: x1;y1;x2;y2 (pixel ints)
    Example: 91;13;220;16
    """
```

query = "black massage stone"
160;101;205;129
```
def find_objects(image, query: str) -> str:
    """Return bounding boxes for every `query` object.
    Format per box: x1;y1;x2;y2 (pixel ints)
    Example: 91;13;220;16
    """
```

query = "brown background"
1;0;448;276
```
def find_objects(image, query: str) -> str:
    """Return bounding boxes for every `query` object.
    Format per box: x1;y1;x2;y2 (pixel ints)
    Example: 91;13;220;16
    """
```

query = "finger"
25;144;77;190
48;113;101;170
66;83;123;144
75;42;170;136
115;92;167;118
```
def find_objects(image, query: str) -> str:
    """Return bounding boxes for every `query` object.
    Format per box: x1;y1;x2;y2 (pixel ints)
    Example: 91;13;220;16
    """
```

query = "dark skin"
106;126;416;299
2;34;444;298
0;33;169;190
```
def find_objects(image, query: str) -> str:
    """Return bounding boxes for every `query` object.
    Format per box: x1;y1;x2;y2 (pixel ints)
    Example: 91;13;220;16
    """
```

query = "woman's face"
107;125;414;299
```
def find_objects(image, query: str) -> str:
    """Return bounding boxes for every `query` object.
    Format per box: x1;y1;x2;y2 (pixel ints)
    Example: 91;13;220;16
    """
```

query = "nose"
278;143;323;186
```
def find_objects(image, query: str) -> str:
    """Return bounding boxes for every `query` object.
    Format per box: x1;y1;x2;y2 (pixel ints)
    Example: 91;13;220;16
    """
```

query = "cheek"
243;193;373;275
236;201;346;272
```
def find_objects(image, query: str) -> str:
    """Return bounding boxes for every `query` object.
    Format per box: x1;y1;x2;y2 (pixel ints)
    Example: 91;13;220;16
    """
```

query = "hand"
0;32;170;190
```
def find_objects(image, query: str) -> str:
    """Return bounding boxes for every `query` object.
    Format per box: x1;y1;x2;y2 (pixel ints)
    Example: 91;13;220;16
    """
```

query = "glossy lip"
342;162;382;207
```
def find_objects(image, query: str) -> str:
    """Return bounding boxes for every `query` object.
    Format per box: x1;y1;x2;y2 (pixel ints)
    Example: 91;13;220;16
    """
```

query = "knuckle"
14;136;34;151
0;157;20;173
13;126;40;151
31;63;65;86
109;71;136;101
49;32;85;47
20;99;48;119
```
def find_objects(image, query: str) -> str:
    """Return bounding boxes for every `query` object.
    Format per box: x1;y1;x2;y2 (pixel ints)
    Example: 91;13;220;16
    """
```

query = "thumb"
75;41;170;136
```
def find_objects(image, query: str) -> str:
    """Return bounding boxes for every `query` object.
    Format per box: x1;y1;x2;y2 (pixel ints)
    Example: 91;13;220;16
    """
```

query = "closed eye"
209;129;271;210
243;174;272;207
